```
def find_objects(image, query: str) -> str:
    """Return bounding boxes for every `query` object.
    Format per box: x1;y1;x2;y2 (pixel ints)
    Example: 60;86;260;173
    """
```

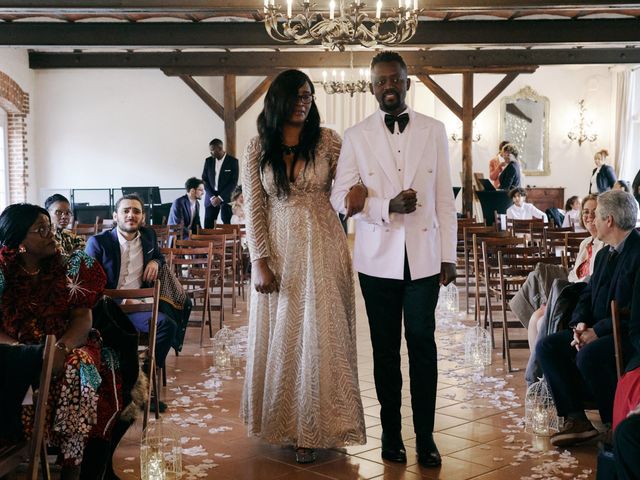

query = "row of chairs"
456;215;591;372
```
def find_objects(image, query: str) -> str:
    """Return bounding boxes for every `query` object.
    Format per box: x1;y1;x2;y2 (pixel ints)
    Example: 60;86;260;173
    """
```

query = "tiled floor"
113;285;599;479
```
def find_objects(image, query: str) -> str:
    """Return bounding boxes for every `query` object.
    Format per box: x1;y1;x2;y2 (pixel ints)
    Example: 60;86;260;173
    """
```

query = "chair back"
150;224;170;248
0;335;55;480
72;218;99;240
103;283;161;430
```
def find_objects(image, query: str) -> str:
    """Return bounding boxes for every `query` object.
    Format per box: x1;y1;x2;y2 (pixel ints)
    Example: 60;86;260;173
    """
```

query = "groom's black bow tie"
384;112;409;134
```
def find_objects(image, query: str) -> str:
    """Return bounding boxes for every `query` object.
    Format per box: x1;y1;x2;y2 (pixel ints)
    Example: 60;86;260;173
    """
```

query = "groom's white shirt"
331;108;457;280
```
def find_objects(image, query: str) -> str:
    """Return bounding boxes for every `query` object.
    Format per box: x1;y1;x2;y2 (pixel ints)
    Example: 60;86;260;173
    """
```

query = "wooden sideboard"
525;187;565;211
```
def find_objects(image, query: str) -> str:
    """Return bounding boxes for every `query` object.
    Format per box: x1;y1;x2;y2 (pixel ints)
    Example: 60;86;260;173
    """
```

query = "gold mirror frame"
500;86;550;176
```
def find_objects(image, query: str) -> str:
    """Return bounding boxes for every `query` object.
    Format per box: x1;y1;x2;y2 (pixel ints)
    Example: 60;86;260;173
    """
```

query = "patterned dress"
241;128;366;448
0;248;110;465
54;228;86;255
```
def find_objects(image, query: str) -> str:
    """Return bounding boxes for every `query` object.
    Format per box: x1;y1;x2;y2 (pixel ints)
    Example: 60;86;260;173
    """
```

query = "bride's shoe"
295;447;316;464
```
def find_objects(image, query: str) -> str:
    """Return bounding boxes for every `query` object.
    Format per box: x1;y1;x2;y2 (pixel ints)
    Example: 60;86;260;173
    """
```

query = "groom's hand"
440;262;456;286
389;189;417;214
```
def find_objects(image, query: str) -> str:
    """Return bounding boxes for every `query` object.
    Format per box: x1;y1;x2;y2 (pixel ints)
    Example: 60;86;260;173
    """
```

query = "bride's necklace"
18;263;40;276
282;144;299;155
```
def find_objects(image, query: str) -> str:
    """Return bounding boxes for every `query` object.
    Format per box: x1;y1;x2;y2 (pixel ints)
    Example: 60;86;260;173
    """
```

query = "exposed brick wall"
0;71;29;204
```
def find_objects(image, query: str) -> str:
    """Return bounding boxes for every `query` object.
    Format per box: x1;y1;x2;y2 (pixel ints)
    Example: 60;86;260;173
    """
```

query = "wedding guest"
613;180;630;192
561;195;582;229
589;148;616;194
44;194;86;254
498;143;522;190
0;203;113;480
241;69;366;464
230;185;245;225
537;190;640;447
506;187;547;222
488;140;509;189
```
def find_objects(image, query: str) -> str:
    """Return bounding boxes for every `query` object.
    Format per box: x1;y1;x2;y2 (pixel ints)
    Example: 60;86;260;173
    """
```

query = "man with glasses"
331;51;457;468
202;138;239;227
44;193;85;254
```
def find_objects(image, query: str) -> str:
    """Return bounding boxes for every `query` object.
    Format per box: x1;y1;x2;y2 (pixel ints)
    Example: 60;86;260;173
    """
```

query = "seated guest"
561;195;582;229
506;187;548;222
230;185;245;225
85;194;177;388
498;143;522;190
613;180;630;192
168;177;204;239
515;195;605;384
612;268;640;480
0;203;118;479
44;193;86;254
537;190;640;447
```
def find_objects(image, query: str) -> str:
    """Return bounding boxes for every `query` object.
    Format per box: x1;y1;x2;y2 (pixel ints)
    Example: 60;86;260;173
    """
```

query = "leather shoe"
416;444;442;468
381;433;407;463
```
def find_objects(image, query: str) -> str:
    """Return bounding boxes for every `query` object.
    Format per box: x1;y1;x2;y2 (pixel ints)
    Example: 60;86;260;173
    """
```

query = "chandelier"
567;99;598;146
262;0;420;51
320;69;371;96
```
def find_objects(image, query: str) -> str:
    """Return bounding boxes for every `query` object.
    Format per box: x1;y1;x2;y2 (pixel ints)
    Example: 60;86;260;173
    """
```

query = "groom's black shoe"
381;433;407;463
416;435;442;468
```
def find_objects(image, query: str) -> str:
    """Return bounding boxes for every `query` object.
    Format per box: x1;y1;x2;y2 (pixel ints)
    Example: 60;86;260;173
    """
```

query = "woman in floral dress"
0;203;112;480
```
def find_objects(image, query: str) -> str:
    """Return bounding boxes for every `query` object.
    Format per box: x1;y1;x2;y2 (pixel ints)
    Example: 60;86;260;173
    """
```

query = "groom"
331;51;457;468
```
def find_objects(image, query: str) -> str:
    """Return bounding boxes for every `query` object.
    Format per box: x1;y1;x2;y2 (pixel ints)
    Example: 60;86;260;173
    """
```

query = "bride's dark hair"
257;69;321;198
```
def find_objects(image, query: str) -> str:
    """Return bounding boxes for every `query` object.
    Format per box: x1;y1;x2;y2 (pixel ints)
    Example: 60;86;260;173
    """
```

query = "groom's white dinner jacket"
331;108;457;280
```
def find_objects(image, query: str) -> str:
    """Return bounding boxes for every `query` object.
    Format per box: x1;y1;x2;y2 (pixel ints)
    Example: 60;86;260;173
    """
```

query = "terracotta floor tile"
104;289;599;480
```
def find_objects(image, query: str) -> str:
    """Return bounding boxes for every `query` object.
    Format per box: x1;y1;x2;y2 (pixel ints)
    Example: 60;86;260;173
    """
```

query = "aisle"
113;287;598;480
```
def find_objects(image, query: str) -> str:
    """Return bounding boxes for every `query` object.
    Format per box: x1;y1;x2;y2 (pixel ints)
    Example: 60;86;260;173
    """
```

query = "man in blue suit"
168;177;204;239
537;190;640;447
202;138;239;227
85;194;178;380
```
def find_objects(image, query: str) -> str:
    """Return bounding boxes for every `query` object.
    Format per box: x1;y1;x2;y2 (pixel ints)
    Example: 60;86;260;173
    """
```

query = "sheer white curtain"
614;67;638;182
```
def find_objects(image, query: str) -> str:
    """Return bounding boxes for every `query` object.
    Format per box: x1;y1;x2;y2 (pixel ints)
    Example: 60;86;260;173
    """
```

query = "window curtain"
614;68;638;182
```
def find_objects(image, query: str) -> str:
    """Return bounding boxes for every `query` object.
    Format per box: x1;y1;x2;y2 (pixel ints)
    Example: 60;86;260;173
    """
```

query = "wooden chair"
497;250;563;371
462;225;502;314
104;283;161;430
565;232;592;269
468;229;512;322
176;238;227;329
167;223;184;247
0;335;55;480
476;235;525;346
150;224;171;249
509;218;547;247
201;225;247;301
193;230;239;312
456;219;484;288
72;218;99;240
611;300;625;380
162;245;213;347
99;218;115;231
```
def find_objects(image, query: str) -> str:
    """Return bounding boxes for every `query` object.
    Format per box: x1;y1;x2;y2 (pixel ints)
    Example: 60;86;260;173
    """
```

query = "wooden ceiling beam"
31;49;640;73
235;75;273;121
178;74;223;118
9;19;640;49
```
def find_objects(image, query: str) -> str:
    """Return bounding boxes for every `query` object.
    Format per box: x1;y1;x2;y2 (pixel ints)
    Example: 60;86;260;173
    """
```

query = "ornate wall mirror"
500;86;550;176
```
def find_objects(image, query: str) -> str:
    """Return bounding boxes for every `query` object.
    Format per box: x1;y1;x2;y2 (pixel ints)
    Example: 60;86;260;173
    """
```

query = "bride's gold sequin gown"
241;128;366;448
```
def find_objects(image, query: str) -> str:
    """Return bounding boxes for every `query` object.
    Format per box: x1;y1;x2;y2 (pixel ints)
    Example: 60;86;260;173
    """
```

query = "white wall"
30;62;635;211
0;48;37;202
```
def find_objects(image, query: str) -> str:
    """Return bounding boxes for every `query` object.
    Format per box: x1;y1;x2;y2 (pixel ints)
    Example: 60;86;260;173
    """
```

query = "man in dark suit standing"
85;194;177;383
537;190;640;447
202;138;239;227
168;177;204;239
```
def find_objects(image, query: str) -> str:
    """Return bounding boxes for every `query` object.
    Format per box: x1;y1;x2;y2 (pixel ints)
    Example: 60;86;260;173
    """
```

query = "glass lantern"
212;325;235;370
463;326;492;367
141;419;182;480
444;283;459;316
525;377;563;436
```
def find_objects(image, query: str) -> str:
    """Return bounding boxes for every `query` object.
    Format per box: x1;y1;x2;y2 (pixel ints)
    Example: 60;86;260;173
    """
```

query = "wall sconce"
567;99;598;146
450;121;481;142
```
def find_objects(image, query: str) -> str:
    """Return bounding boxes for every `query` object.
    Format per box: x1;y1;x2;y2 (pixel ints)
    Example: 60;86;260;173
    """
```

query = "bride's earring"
18;245;26;254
